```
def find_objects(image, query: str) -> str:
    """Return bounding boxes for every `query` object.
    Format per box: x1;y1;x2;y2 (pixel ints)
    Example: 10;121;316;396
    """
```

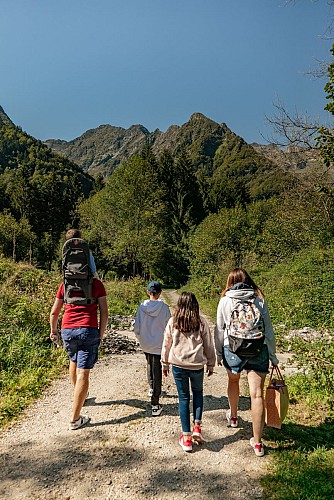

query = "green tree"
156;149;205;283
0;211;35;262
189;204;248;286
80;155;165;278
317;43;334;167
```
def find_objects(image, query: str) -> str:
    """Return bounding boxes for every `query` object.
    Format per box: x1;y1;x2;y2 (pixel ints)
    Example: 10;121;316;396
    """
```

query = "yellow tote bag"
265;365;289;429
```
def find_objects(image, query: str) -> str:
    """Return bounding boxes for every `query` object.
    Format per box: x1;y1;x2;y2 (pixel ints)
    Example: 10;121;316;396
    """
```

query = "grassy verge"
262;375;334;499
0;259;68;427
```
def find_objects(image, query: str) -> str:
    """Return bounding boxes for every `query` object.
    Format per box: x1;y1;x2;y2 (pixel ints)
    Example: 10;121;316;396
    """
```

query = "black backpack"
62;238;95;305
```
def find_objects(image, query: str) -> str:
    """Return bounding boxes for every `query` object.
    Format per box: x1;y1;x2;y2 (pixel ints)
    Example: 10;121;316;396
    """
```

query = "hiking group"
50;230;279;457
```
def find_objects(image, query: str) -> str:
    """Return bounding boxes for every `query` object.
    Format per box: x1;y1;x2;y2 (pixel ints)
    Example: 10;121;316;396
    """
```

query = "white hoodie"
134;299;171;355
215;286;279;366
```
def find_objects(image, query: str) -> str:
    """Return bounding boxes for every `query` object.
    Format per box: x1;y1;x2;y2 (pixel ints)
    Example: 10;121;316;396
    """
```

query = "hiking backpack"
227;299;265;357
62;238;95;305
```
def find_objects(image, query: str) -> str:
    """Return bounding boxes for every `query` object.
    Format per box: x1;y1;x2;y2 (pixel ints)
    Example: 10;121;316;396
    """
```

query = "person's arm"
165;304;171;323
89;251;99;279
261;299;279;366
50;298;63;342
214;298;226;365
201;318;216;375
161;319;173;375
133;307;141;336
98;295;108;340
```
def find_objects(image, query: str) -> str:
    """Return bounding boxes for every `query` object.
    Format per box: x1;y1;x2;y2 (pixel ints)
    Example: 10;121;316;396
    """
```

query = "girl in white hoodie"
215;268;279;457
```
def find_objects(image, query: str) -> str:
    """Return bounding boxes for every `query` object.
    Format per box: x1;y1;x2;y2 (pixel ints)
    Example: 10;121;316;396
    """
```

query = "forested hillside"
0;102;333;288
0;123;95;269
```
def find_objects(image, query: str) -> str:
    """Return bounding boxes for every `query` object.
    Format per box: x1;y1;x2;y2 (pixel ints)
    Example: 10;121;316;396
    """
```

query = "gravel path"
0;290;277;500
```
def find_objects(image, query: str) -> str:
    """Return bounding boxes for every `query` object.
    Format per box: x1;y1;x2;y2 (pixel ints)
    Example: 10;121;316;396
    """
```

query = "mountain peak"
0;106;14;127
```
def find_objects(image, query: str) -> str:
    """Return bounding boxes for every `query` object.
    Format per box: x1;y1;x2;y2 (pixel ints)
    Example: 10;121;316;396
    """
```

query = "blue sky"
1;0;333;144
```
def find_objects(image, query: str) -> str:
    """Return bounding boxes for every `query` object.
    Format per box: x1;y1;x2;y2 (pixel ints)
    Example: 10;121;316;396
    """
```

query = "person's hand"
50;330;58;340
207;368;214;377
163;369;169;377
50;330;61;346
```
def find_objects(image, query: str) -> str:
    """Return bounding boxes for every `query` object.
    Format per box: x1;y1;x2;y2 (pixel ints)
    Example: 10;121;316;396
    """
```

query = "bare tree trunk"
12;229;16;262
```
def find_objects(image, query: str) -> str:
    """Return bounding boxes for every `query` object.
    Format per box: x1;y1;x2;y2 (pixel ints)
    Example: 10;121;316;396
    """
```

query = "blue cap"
147;281;162;294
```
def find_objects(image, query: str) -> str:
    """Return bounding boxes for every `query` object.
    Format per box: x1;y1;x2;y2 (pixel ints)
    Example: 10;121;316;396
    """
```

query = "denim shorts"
61;327;100;369
222;344;269;374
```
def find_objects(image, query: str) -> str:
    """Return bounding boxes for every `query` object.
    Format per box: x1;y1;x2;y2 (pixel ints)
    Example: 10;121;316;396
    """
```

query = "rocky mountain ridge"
0;104;320;178
45;112;320;178
44;113;230;177
251;143;320;174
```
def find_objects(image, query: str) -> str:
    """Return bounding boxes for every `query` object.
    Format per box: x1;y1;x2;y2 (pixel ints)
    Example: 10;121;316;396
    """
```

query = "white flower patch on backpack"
227;300;265;357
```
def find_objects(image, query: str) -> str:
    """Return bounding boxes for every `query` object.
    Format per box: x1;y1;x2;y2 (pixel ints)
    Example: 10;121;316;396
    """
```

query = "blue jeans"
172;365;204;433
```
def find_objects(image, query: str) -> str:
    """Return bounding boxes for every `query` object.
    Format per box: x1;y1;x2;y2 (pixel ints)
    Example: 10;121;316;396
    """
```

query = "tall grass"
0;259;67;426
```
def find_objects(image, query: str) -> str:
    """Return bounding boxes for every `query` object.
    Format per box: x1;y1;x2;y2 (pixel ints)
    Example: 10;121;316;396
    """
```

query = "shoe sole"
179;443;192;452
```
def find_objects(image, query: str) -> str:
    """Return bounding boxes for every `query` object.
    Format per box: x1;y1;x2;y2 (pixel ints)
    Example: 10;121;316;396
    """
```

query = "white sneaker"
226;409;238;428
179;434;192;452
151;405;163;417
69;415;90;430
250;437;265;457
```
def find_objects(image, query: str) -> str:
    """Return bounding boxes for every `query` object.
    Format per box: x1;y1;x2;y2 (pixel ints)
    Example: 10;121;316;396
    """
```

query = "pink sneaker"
226;409;238;428
192;423;206;443
179;434;192;452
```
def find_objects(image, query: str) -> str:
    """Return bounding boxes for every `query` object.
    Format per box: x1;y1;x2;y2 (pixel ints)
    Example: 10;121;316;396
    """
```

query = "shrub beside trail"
0;259;67;426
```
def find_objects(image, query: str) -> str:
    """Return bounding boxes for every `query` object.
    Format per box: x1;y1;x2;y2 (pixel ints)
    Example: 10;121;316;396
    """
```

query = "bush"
104;276;146;315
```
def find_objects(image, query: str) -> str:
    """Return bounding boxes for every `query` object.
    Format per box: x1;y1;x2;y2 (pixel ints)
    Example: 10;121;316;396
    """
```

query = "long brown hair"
173;292;201;334
221;268;264;299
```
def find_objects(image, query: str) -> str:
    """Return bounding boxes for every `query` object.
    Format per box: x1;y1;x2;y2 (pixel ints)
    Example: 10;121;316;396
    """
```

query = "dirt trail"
0;290;280;500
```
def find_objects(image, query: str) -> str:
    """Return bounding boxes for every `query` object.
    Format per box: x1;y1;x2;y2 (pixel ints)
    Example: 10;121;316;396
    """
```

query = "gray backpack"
62;238;95;305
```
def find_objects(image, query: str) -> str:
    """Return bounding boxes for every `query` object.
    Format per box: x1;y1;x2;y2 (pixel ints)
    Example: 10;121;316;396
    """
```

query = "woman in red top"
50;278;108;430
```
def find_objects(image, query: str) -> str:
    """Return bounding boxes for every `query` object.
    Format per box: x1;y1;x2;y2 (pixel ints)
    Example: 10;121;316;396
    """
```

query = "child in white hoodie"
134;281;171;416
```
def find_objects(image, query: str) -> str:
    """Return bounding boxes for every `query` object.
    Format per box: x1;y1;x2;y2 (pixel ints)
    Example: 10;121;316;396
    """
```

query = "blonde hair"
221;268;264;298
